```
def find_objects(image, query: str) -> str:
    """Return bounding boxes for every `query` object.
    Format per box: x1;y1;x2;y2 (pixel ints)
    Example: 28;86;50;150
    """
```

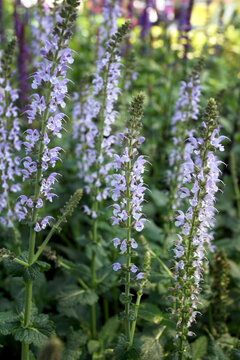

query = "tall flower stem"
110;94;148;350
125;154;132;343
172;99;225;359
178;151;208;359
21;15;72;358
21;86;52;360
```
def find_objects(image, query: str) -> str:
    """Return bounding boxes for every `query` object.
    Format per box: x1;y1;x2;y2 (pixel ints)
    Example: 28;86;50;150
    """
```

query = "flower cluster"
31;2;58;64
171;99;226;343
97;0;121;59
111;93;147;279
168;60;203;214
19;0;80;232
75;21;130;218
0;40;22;228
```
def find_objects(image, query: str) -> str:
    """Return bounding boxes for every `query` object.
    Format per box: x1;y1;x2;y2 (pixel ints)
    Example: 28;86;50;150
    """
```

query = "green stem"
103;298;109;322
13;258;29;267
91;247;97;339
130;289;142;346
125;152;132;344
21;343;29;360
32;222;60;264
208;304;213;335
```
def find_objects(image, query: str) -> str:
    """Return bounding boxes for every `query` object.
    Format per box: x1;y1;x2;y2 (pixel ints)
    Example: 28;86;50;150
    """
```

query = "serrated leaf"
192;336;208;359
58;287;98;307
0;311;19;335
115;334;142;360
13;314;55;346
62;329;88;360
23;263;41;282
3;252;50;282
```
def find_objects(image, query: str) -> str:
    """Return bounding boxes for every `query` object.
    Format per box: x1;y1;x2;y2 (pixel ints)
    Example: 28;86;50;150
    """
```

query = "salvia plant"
0;1;239;360
171;98;227;359
111;93;148;345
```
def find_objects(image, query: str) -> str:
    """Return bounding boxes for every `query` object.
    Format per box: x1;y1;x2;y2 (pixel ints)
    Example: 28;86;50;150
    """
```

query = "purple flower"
112;237;121;248
172;99;225;337
110;94;146;278
98;0;121;59
136;272;144;280
130;265;138;273
0;78;22;228
73;19;128;214
113;262;121;271
120;240;127;252
130;238;138;249
168;69;202;214
19;6;75;232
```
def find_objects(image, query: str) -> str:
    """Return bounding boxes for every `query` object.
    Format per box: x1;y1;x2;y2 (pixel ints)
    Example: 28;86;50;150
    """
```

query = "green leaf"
58;287;98;307
3;251;50;282
23;263;41;282
99;316;119;345
138;303;164;324
13;314;55;346
142;221;163;244
231;349;240;359
115;334;142;360
192;336;208;359
0;311;19;335
229;261;240;288
87;340;100;354
207;338;229;360
62;329;88;360
140;335;163;360
149;188;168;209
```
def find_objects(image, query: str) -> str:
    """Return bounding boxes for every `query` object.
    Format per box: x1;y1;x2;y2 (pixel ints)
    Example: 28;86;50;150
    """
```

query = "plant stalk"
130;289;142;347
